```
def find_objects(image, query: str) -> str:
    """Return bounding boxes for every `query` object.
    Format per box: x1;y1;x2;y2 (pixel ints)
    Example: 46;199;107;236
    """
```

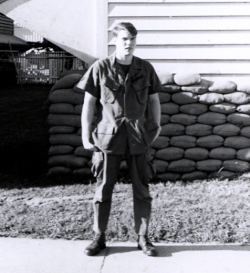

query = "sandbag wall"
47;73;93;177
47;72;250;181
155;73;250;181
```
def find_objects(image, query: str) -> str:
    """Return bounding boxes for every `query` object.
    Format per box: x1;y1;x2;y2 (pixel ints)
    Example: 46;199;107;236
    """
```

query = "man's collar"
109;52;142;77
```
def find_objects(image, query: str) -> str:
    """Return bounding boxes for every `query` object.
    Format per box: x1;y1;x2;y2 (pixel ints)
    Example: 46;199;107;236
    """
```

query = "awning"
0;33;30;50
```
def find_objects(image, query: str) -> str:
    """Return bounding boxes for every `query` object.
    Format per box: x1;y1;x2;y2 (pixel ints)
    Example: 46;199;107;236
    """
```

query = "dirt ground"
0;84;52;185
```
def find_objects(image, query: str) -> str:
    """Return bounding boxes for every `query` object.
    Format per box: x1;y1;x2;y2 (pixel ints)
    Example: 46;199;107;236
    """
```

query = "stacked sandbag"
47;72;250;181
47;73;93;176
156;73;250;181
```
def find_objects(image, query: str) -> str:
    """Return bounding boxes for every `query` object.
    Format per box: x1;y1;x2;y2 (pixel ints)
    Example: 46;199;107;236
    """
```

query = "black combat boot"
85;233;106;256
137;235;157;256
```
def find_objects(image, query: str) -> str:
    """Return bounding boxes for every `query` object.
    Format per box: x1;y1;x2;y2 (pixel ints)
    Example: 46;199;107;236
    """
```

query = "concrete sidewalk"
0;238;250;273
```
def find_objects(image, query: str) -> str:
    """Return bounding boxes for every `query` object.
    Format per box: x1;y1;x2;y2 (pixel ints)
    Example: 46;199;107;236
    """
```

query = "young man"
77;22;162;256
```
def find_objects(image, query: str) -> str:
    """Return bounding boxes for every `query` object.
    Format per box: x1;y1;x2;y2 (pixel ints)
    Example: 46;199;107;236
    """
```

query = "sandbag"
161;123;185;136
87;159;93;168
181;171;208;181
174;73;201;86
77;128;81;135
162;84;181;93
222;160;250;173
227;113;250;127
172;92;198;105
224;136;250;149
199;93;224;104
48;145;74;155
158;92;171;104
158;73;175;85
73;168;92;176
168;159;196;173
208;80;236;94
197;112;226;126
155;147;184;161
224;92;250;105
240;126;250;138
209;102;236;114
160;114;170;125
161;102;179;115
180;103;207;115
49;126;75;134
49;89;85;105
213;123;240;137
181;79;210;94
170;114;197;126
154;159;169;173
151;136;170;149
48;154;88;168
156;172;181;181
74;146;93;158
197;159;222;172
59;70;86;80
170;135;196;149
186;124;212;137
236;104;250;114
50;74;83;92
209;147;236;160
208;171;238;180
196;135;224;149
49;134;82;146
184;148;209;161
47;114;81;127
49;103;75;114
236;80;250;94
74;104;83;115
237;148;250;162
47;166;72;175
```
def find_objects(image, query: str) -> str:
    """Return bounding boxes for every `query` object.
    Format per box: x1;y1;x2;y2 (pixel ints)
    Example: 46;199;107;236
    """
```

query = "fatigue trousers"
91;148;152;235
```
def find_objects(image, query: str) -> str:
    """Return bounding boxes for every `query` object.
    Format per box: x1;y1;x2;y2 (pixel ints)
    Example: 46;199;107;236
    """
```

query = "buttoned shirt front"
77;53;162;154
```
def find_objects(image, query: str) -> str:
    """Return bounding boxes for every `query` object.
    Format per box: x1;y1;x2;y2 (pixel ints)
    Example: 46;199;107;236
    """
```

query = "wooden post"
8;41;21;85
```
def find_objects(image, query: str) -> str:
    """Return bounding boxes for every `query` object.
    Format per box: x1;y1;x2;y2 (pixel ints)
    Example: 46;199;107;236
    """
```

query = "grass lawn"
0;84;250;244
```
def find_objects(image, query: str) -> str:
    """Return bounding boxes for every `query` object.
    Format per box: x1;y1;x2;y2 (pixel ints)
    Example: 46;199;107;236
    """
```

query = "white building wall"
108;0;250;83
14;23;43;42
0;0;107;64
1;0;250;82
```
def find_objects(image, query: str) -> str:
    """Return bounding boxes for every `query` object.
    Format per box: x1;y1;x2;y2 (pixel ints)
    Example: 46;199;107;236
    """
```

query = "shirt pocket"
101;76;120;103
92;123;116;150
132;79;151;104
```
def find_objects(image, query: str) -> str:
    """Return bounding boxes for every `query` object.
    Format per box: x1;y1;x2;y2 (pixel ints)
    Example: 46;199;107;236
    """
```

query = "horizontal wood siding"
0;13;13;35
14;23;44;42
108;1;250;82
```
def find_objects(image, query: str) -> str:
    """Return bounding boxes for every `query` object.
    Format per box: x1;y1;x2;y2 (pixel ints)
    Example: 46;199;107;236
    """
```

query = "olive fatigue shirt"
77;53;162;155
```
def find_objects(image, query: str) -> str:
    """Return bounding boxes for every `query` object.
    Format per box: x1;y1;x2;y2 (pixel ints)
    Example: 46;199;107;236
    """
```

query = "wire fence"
14;51;86;84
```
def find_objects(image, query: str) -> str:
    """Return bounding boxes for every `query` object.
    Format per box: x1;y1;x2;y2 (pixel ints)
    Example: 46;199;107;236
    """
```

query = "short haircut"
112;22;137;37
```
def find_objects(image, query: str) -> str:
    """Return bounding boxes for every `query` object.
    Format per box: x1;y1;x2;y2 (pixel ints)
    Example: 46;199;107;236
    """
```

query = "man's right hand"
83;140;99;152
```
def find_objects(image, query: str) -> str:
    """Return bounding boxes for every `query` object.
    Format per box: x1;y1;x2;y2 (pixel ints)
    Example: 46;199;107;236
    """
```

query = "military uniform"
77;52;162;235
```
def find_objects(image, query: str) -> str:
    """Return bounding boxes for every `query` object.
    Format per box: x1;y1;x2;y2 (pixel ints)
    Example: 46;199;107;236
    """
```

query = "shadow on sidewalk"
105;244;250;258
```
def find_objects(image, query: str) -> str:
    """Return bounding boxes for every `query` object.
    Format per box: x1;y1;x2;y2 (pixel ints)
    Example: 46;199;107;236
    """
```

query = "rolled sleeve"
148;65;163;95
76;62;100;98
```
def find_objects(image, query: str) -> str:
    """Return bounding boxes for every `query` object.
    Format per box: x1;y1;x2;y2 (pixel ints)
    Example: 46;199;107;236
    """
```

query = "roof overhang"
0;33;30;50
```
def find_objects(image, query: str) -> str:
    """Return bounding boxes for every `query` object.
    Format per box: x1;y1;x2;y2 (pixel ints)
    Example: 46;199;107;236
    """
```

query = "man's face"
114;29;137;57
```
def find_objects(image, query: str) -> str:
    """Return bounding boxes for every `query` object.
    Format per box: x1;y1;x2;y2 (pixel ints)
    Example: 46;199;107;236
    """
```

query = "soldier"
77;22;162;256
